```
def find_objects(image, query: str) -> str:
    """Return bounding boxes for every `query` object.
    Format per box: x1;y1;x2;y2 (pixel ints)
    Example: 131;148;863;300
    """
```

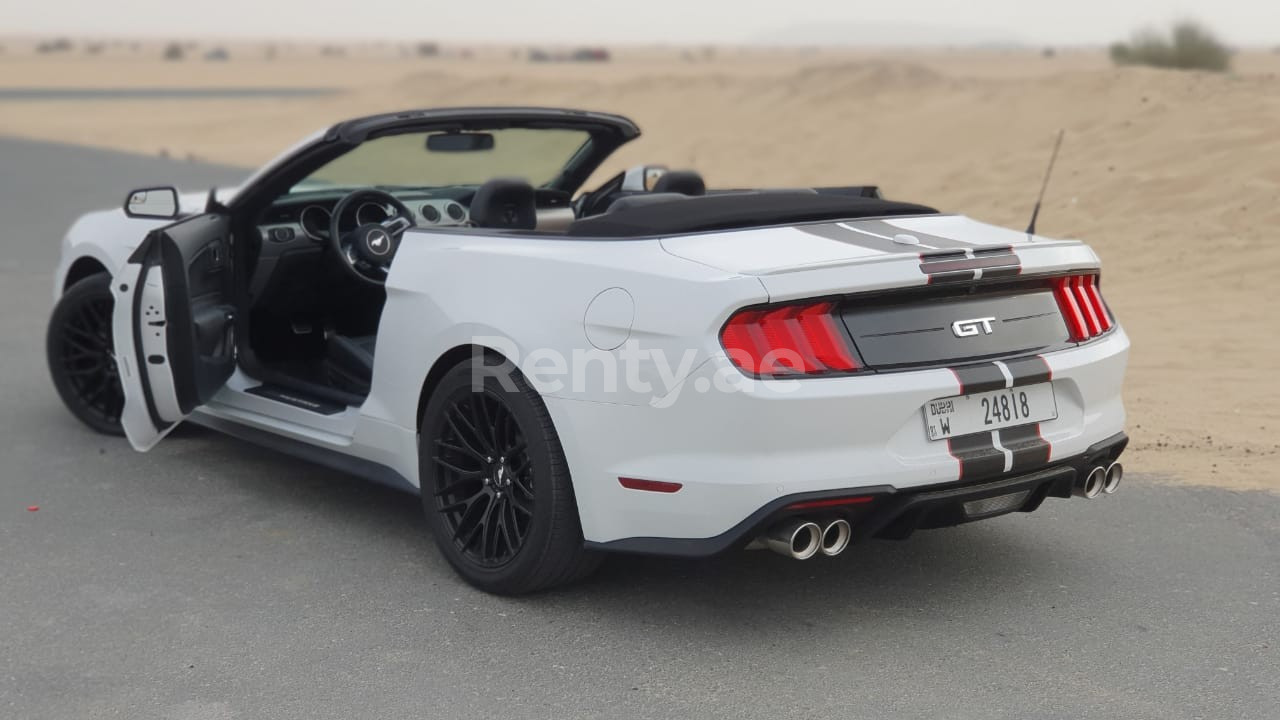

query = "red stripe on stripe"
1035;422;1052;463
1036;354;1053;460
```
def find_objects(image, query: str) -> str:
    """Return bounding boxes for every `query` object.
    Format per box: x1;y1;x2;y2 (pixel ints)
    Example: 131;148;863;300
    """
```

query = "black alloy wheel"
420;356;601;594
434;390;535;567
46;273;125;435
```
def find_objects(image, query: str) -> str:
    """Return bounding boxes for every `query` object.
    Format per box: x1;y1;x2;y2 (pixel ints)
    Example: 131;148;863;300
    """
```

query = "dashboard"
256;191;471;249
248;185;575;299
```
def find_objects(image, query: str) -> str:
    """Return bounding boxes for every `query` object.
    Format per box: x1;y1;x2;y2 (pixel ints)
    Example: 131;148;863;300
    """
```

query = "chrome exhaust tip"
764;519;823;560
820;518;852;557
1076;466;1106;499
1102;462;1123;494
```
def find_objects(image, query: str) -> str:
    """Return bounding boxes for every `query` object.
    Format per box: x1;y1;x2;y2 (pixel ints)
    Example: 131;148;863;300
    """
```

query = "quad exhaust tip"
1075;462;1123;499
1102;462;1123;494
759;461;1127;559
764;519;823;560
760;518;852;559
820;518;852;557
1078;466;1106;499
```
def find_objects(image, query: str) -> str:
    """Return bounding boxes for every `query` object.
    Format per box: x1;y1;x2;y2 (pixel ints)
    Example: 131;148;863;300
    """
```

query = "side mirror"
620;164;669;192
123;187;180;219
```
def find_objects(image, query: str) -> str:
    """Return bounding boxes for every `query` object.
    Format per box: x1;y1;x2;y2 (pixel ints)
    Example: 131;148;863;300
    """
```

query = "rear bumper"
587;431;1128;557
549;329;1129;545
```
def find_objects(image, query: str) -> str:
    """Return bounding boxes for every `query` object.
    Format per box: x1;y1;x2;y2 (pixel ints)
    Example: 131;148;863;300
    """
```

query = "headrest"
652;170;706;196
470;178;537;230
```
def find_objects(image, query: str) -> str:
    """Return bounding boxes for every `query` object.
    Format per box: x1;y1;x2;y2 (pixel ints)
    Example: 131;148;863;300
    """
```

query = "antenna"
1025;129;1065;236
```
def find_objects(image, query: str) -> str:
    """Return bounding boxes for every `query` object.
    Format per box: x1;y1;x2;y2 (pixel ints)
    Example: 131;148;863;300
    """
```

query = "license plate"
923;383;1057;441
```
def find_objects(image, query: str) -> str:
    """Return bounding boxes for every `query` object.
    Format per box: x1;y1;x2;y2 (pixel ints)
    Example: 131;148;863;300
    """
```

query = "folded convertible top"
566;192;938;238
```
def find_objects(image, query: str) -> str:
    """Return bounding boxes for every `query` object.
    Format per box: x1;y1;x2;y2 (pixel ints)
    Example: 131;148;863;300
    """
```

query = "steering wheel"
328;189;416;286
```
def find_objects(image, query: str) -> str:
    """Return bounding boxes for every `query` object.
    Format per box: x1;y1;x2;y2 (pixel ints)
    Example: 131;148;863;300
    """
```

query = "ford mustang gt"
46;107;1128;594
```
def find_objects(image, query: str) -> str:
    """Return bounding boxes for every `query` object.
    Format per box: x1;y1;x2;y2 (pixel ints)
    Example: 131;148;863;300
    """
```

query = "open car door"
111;213;236;451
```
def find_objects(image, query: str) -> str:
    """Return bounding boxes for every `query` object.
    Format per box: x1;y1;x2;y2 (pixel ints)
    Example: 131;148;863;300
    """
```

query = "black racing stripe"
918;254;1021;274
1003;356;1053;387
973;245;1016;256
919;245;1016;260
797;220;983;253
999;423;1051;471
947;431;1006;480
795;222;903;254
980;266;1023;279
919;246;1020;284
951;363;1007;395
921;249;967;260
853;220;978;250
925;271;977;284
946;356;1054;480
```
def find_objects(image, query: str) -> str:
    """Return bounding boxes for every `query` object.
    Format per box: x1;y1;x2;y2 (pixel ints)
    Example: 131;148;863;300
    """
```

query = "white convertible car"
47;108;1128;593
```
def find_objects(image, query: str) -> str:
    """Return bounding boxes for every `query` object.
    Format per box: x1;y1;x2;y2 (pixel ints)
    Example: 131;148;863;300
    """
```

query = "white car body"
51;108;1127;567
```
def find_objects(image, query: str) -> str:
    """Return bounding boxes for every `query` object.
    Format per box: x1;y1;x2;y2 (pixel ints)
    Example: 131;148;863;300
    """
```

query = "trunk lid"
837;281;1070;370
666;214;1106;372
661;214;1071;274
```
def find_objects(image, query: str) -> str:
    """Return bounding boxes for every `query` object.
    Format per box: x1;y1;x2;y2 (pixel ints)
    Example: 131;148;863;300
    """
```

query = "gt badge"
952;316;996;337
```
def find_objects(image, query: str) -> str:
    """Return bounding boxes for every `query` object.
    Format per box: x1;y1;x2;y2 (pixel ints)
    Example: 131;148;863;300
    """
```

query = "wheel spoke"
78;304;103;333
432;455;483;478
503;497;524;546
512;474;535;501
61;334;102;356
435;474;482;499
458;518;483;551
474;395;495;449
88;300;111;327
62;323;104;345
454;497;489;547
479;499;498;558
54;289;124;428
61;347;101;362
464;396;496;454
509;492;533;517
435;388;538;566
65;364;107;377
83;380;110;410
502;413;520;453
451;403;493;455
440;488;485;514
443;411;488;460
510;454;532;478
495;499;515;558
491;407;507;455
435;438;486;463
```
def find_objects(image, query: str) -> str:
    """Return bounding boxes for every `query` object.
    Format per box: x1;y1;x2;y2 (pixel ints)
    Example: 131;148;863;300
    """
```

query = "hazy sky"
4;0;1276;46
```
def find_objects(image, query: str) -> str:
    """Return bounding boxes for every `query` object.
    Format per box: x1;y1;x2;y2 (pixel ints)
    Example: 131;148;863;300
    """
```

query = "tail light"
1052;274;1114;341
720;300;860;377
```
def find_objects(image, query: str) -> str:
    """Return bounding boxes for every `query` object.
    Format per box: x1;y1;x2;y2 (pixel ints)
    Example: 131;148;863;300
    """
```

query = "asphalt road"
1;137;1277;720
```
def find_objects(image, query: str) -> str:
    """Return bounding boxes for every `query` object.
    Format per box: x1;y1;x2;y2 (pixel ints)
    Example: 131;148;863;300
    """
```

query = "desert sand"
1;42;1277;491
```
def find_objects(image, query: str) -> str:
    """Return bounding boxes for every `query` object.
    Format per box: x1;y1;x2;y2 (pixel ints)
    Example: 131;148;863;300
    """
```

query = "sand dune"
1;48;1277;490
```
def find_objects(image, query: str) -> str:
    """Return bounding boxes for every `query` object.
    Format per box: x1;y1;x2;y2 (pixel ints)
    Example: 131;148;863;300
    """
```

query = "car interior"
232;122;928;409
236;164;711;405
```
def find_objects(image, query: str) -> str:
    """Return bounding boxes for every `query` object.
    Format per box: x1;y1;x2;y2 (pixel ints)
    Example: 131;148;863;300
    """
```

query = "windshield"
290;128;590;193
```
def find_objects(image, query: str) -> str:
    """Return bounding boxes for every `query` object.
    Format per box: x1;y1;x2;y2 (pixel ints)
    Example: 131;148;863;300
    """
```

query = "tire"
419;355;601;594
46;273;125;436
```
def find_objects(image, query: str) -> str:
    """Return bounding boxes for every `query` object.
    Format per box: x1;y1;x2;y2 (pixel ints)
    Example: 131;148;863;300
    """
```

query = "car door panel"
112;213;235;451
